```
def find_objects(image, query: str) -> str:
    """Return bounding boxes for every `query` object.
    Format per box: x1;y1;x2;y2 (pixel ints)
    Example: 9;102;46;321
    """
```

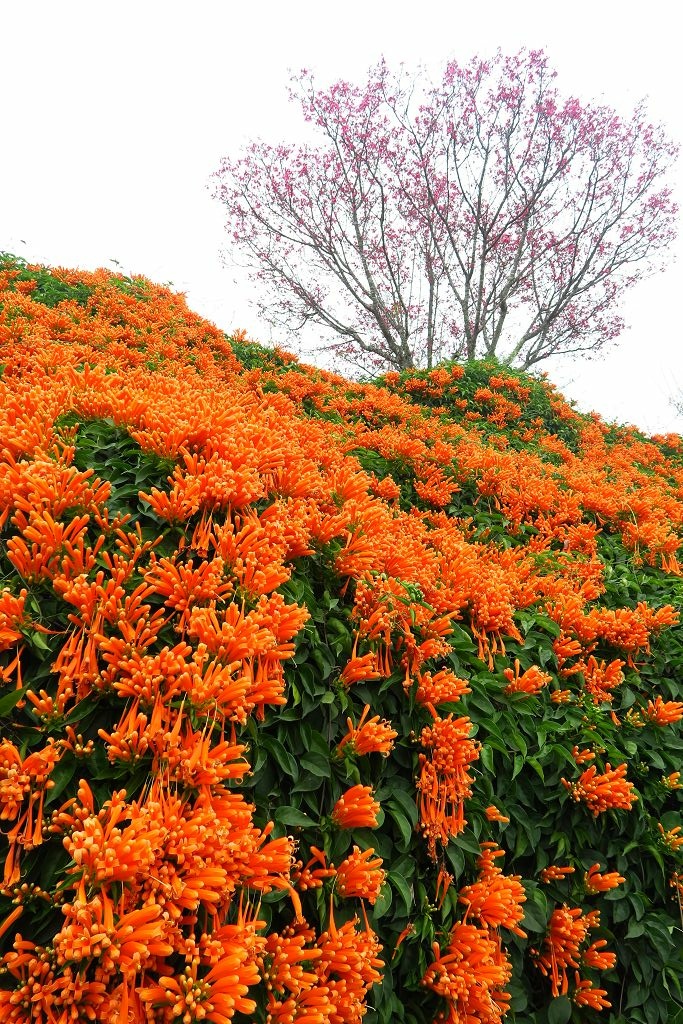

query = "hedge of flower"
0;253;681;1024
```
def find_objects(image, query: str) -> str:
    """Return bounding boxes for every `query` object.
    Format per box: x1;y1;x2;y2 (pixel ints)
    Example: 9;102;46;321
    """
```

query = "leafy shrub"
0;261;681;1024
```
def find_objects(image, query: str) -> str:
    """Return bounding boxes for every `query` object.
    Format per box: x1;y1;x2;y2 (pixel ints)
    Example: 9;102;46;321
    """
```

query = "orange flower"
0;587;28;651
0;739;62;884
457;843;526;938
335;846;385;904
573;973;611;1010
293;846;336;892
331;785;380;830
540;865;575;884
0;904;23;942
140;955;259;1020
339;651;381;687
658;823;683;852
534;905;605;998
562;762;637;816
423;921;511;1020
582;939;617;970
316;908;384;1012
550;689;572;704
503;660;551;695
337;705;397;757
414;668;470;706
262;924;322;998
417;714;479;859
645;695;683;725
484;805;510;824
584;863;625;894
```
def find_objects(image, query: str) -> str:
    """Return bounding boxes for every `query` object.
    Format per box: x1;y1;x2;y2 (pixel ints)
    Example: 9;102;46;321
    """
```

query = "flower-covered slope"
0;254;681;1024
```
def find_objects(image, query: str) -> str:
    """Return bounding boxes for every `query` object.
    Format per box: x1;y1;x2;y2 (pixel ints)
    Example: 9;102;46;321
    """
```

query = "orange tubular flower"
435;869;454;910
573;973;611;1010
417;714;479;859
645;695;683;725
422;922;511;1022
331;785;380;830
53;897;173;974
140;953;259;1021
484;805;510;824
584;863;625;894
503;660;551;695
534;905;595;997
459;843;527;937
335;847;385;904
540;865;575;884
293;847;337;892
0;587;28;650
582;939;617;971
659;823;683;852
315;909;384;1018
550;689;572;704
414;668;470;706
0;904;23;942
262;924;322;998
562;762;637;816
339;651;381;687
1;739;62;884
337;705;397;757
582;656;625;704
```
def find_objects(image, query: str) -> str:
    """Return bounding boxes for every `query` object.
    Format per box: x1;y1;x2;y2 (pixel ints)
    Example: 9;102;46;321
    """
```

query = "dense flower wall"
0;255;681;1024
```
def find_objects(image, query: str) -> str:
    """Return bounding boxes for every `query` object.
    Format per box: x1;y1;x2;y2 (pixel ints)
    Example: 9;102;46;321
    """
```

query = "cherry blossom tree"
215;51;678;373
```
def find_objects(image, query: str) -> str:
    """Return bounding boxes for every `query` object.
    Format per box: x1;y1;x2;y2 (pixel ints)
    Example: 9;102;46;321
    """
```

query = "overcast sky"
2;1;681;433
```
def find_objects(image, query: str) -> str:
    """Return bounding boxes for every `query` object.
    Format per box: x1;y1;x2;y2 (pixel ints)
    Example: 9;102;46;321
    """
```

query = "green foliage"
0;260;681;1023
0;252;92;308
377;359;583;450
227;334;295;371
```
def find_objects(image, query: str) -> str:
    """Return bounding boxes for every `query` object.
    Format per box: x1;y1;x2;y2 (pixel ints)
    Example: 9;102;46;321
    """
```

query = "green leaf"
520;896;547;933
300;751;331;778
388;871;414;915
534;614;562;638
0;684;29;716
27;629;52;651
388;788;418;828
446;843;465;879
290;774;324;793
45;756;77;806
273;806;316;828
371;882;393;920
259;736;299;779
626;920;647;939
387;803;413;850
547;995;572;1024
480;745;495;773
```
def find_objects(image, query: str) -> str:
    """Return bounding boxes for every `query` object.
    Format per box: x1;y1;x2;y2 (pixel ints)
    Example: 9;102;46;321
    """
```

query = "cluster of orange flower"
0;260;681;1021
562;763;638;816
532;904;615;1010
423;844;526;1023
0;267;394;1022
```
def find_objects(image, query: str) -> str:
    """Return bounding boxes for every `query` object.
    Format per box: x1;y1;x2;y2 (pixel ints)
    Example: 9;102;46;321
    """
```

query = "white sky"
2;0;682;433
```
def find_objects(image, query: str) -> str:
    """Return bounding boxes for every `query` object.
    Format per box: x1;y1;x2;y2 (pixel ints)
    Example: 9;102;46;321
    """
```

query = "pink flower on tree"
214;50;678;375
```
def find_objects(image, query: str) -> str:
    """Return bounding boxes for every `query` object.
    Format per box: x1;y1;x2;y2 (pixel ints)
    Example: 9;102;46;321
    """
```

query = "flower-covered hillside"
0;254;681;1024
